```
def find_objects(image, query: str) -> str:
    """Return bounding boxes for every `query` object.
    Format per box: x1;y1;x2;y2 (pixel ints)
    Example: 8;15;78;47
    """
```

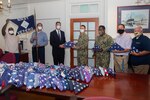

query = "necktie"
58;31;61;40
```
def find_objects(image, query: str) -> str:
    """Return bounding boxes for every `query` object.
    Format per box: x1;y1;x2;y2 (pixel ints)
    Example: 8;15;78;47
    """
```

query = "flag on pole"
9;15;35;35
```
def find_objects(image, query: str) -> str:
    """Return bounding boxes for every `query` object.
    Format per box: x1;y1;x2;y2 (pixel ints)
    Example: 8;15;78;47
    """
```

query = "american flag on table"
68;67;82;81
26;72;35;90
92;67;102;76
0;62;115;93
99;67;105;76
1;68;12;87
13;68;25;87
53;77;64;91
72;80;88;94
79;67;85;81
47;76;57;90
107;68;116;77
39;73;47;89
83;66;93;83
34;73;40;88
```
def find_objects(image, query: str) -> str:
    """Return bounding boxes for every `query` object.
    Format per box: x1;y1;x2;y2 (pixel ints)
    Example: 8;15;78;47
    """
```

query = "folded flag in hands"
92;45;100;52
64;41;75;48
131;47;139;53
109;43;124;51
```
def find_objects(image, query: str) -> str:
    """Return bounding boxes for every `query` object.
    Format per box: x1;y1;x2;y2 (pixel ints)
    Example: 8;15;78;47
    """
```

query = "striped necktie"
58;31;61;40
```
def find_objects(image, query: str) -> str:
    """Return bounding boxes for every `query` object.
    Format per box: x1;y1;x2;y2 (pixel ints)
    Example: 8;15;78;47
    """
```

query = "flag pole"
34;8;38;62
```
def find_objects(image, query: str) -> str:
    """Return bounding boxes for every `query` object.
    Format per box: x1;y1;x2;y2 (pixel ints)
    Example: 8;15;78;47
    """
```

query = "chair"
0;49;3;58
0;48;16;63
83;97;118;100
0;53;16;63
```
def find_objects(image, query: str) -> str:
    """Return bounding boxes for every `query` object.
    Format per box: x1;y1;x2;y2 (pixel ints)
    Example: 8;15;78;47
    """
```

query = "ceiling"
2;0;59;5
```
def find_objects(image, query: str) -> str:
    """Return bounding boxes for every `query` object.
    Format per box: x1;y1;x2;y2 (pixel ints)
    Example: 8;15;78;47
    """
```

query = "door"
70;18;99;67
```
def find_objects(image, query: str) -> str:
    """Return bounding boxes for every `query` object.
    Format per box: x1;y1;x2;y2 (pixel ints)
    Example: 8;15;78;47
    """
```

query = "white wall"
106;0;150;38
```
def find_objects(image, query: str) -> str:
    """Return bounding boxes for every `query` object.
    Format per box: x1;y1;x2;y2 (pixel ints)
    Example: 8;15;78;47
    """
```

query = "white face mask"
56;25;61;30
80;29;85;33
8;31;14;35
134;32;142;37
38;26;43;30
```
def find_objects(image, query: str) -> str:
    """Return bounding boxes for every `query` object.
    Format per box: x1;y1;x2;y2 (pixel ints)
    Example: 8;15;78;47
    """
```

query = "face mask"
134;32;142;37
56;25;61;30
8;31;14;35
99;31;104;36
117;29;124;34
38;26;42;30
80;29;85;33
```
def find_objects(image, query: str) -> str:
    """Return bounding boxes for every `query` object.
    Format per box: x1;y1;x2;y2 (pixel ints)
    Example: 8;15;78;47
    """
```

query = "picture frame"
117;5;150;33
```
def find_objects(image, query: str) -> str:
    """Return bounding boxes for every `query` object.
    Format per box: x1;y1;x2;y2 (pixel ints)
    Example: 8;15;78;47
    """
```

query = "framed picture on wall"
117;5;150;33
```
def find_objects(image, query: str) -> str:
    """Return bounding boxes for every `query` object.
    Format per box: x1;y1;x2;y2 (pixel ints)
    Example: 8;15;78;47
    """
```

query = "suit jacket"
50;30;66;57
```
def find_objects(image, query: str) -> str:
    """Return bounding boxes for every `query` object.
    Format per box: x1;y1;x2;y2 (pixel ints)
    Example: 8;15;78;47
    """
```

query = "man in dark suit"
50;21;66;65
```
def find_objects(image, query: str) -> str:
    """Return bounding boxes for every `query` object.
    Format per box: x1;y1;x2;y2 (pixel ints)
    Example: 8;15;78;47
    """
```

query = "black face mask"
117;29;124;34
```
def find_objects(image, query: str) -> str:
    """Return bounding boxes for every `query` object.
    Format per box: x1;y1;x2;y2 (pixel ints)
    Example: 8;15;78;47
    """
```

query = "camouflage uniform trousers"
96;52;110;68
77;50;88;66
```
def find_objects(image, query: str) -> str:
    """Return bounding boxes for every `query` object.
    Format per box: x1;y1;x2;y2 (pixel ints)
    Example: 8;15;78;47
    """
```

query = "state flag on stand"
9;15;35;35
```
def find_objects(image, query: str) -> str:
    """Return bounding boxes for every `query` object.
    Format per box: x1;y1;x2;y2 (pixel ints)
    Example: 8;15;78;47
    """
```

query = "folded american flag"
83;66;93;83
26;72;35;90
9;68;25;87
39;74;47;89
72;80;88;94
99;67;105;76
34;73;40;88
107;68;116;77
109;43;124;51
53;77;64;91
92;67;102;76
131;47;139;53
64;41;75;48
1;68;12;86
92;45;101;52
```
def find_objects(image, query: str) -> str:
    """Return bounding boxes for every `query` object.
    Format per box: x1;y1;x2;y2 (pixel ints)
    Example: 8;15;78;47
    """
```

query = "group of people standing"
2;20;150;75
32;21;150;75
30;21;66;65
94;24;150;75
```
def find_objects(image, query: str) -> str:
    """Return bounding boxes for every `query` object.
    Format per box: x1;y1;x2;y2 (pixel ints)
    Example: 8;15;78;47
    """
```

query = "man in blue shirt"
30;23;48;64
130;26;150;74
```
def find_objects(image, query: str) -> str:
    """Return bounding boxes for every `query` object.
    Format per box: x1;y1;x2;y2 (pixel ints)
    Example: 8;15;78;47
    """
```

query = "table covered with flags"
0;62;149;100
0;62;115;95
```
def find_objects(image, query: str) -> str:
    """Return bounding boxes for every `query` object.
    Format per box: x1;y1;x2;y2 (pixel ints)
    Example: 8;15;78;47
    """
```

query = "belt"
32;46;44;48
115;55;124;57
